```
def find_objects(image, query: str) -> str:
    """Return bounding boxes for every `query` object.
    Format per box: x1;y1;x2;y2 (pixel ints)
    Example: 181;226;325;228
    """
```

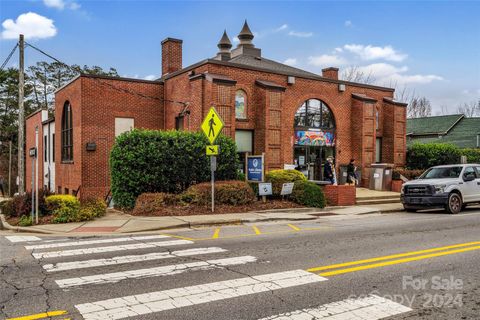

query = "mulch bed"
130;199;304;216
6;215;54;226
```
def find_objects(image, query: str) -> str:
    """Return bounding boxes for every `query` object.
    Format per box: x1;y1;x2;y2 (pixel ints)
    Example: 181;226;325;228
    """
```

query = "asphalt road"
1;207;479;320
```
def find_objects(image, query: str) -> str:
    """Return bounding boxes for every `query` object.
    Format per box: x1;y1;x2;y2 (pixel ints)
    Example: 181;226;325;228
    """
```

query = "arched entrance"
293;99;335;180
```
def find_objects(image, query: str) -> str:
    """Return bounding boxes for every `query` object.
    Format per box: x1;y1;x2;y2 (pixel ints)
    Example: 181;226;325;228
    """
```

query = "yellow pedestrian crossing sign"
206;145;219;156
201;107;224;144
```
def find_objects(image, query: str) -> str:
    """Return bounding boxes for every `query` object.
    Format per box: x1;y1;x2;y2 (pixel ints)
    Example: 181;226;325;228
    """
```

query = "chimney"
322;67;339;80
161;38;183;76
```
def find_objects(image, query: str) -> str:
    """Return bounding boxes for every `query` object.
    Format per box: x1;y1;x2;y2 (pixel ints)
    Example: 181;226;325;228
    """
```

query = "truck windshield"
419;167;463;179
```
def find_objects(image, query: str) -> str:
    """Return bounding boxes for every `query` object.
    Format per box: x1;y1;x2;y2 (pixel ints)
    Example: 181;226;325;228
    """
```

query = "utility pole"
8;140;12;196
18;34;25;195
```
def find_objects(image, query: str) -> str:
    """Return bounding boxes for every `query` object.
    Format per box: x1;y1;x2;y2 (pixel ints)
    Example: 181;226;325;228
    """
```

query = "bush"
77;198;107;221
265;169;307;196
182;181;255;206
461;148;480;163
110;129;240;209
133;193;179;215
290;180;326;208
6;189;53;218
393;168;425;180
46;195;81;223
406;143;461;170
18;215;33;226
0;199;15;217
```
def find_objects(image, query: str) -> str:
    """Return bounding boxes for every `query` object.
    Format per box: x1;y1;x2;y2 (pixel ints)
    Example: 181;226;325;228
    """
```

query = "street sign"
206;145;219;156
247;155;264;182
281;182;294;195
201;107;224;144
258;182;272;196
29;147;37;158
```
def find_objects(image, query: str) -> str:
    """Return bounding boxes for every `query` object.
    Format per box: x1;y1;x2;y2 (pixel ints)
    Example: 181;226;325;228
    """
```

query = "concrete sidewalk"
0;203;404;235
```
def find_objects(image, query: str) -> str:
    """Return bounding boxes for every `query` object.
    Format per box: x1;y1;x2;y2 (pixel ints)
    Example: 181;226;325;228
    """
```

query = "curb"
0;214;57;234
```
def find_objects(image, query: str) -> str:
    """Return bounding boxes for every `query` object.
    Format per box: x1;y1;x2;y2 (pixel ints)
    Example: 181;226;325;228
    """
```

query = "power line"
24;41;189;107
1;43;19;71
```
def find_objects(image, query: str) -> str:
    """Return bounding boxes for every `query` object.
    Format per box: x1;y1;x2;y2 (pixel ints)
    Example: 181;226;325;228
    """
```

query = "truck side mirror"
464;173;475;182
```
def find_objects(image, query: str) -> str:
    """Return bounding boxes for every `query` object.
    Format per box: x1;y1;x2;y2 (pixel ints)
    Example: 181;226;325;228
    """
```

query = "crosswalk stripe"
5;236;42;243
258;295;412;319
43;247;227;272
24;235;170;250
56;256;257;288
32;240;193;259
75;270;327;320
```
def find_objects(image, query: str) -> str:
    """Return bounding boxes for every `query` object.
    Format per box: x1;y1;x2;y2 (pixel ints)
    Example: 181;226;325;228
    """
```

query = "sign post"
246;153;267;201
201;107;224;212
29;147;36;224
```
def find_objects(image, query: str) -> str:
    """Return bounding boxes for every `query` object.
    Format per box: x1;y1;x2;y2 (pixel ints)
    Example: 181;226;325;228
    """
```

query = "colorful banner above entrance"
294;130;335;146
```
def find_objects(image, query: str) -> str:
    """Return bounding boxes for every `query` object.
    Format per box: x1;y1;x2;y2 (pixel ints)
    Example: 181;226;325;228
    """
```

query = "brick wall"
322;185;356;206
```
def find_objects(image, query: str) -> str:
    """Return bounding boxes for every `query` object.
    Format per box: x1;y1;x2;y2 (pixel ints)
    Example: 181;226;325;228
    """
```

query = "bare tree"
341;65;376;84
408;96;432;119
457;99;480;117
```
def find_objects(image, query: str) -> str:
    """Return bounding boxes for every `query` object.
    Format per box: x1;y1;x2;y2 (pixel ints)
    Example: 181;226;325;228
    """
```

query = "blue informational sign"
247;155;264;182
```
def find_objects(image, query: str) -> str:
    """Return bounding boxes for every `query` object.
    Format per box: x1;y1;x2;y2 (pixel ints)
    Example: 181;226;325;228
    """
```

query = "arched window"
294;99;334;129
61;101;73;161
235;90;247;119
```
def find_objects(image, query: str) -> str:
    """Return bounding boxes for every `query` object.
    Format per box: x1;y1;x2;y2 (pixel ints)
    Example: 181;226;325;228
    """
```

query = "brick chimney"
322;67;339;80
161;38;183;76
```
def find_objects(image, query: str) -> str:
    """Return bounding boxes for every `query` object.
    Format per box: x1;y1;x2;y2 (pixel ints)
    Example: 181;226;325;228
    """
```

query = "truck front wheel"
445;193;462;214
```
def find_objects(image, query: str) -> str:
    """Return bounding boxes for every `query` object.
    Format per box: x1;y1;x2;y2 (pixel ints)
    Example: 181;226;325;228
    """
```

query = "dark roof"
228;55;319;78
352;93;377;103
255;80;286;91
407;114;464;136
407;117;480;148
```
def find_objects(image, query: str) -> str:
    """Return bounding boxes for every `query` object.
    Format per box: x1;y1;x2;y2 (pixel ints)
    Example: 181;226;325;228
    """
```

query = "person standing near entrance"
347;159;358;186
323;157;334;184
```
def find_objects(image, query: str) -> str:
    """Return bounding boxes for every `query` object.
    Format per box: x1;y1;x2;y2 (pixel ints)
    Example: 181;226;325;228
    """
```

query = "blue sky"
1;0;479;114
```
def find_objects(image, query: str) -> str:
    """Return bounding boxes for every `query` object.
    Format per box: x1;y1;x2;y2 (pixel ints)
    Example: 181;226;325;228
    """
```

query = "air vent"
287;76;295;85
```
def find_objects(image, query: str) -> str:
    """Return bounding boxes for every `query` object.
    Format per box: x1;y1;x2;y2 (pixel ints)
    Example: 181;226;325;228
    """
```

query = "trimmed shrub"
462;148;480;163
182;181;255;206
6;189;53;218
77;198;107;221
406;143;461;170
110;129;239;209
18;215;33;226
0;199;15;217
291;180;326;208
265;169;307;196
46;195;81;223
133;193;179;215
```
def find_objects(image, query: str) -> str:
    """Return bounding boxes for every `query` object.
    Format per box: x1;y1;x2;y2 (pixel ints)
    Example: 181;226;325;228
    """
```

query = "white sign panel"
281;182;294;196
258;183;272;196
373;173;380;179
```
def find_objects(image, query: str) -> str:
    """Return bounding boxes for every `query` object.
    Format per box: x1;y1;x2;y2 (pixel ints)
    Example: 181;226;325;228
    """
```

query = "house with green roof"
407;114;480;148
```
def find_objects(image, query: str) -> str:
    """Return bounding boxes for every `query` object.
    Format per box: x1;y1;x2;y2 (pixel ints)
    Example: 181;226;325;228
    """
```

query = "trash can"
369;163;394;191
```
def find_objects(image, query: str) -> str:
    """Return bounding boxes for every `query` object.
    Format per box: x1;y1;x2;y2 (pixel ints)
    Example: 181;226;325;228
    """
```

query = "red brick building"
26;21;407;200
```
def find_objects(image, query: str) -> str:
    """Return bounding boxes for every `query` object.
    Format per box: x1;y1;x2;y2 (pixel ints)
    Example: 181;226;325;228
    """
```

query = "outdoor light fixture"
287;76;295;85
338;83;346;92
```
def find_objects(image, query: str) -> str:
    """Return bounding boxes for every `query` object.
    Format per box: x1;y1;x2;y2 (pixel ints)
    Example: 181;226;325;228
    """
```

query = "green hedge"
406;143;480;170
110;129;239;209
265;169;307;196
291;180;326;208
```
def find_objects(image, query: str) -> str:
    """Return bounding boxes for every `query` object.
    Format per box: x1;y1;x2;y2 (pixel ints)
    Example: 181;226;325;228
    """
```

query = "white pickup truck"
401;164;480;214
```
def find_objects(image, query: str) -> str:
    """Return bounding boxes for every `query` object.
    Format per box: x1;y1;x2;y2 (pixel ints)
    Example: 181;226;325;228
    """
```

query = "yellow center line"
307;240;480;272
212;228;221;239
287;224;301;231
252;225;262;235
319;245;480;277
7;310;68;320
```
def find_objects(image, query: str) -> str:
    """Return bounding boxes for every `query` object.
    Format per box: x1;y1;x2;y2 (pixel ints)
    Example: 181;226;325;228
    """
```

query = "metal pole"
31;158;34;223
18;34;25;195
211;157;215;213
35;127;39;224
8;140;12;196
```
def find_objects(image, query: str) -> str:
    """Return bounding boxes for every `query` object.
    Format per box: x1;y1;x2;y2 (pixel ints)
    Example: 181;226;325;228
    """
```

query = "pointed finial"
238;20;254;42
217;29;232;50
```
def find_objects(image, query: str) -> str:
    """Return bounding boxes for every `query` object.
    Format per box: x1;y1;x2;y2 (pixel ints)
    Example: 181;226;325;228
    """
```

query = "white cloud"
275;24;288;32
144;75;157;81
344;44;407;62
288;31;313;38
43;0;80;10
356;63;443;85
344;20;353;27
233;36;239;44
283;58;297;66
308;54;347;67
1;12;57;40
334;47;343;53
